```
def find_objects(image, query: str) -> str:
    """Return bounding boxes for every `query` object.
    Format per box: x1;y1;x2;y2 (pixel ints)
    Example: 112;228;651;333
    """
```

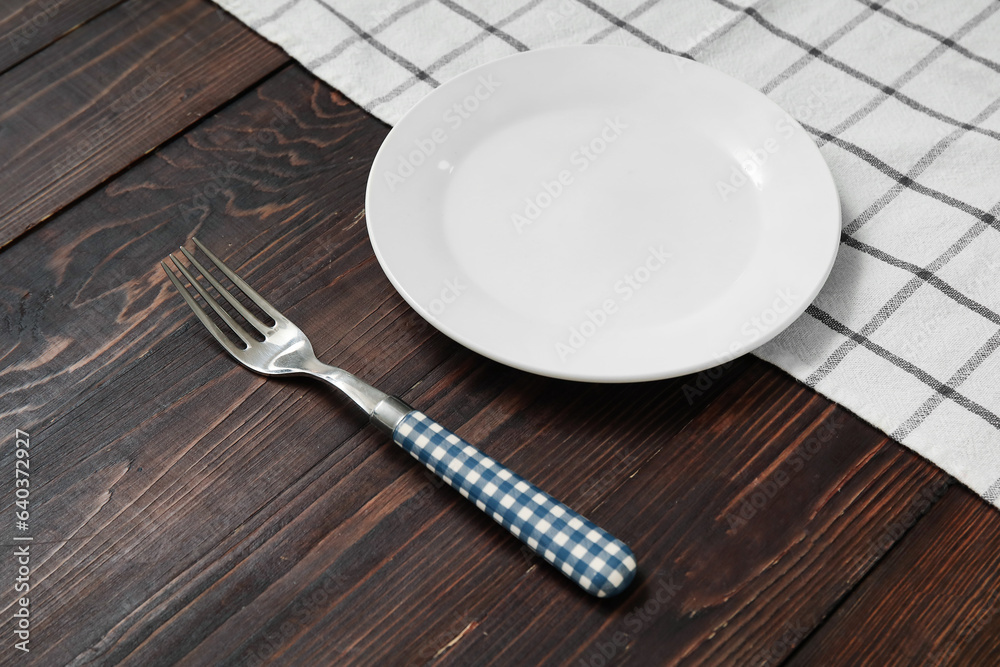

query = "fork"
161;238;637;598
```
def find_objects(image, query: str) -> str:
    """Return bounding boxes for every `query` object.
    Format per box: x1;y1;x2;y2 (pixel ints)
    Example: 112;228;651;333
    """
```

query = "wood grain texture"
0;0;289;249
0;59;983;665
0;0;120;74
787;486;1000;667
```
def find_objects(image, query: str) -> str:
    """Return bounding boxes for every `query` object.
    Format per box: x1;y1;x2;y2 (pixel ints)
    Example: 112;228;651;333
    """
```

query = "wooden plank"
0;0;121;74
0;65;962;665
430;386;952;667
787;486;1000;666
0;66;401;665
0;0;289;249
0;63;753;662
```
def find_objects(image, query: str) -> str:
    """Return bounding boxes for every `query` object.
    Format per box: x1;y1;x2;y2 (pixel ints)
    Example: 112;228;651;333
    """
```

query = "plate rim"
365;44;841;383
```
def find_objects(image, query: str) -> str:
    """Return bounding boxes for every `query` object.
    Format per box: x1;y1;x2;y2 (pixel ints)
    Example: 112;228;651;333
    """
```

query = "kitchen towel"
215;0;1000;509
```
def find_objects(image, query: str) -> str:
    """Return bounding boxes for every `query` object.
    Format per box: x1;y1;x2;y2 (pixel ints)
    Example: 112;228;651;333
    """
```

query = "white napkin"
215;0;1000;509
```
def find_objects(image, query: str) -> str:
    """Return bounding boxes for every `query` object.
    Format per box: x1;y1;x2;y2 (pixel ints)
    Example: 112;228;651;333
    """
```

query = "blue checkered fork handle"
394;411;637;597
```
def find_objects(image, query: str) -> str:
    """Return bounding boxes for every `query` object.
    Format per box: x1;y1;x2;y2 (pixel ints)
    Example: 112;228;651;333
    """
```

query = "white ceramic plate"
365;46;840;382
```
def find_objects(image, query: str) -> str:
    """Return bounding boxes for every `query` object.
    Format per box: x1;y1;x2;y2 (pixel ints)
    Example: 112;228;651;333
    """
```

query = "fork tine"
165;254;254;348
161;260;250;356
191;237;286;324
179;246;271;336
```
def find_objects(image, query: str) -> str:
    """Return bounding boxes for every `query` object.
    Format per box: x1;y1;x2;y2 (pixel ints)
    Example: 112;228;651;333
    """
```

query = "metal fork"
162;238;636;597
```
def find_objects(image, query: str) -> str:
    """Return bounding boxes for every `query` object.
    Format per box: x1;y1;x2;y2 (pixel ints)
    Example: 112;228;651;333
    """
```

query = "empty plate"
365;45;840;382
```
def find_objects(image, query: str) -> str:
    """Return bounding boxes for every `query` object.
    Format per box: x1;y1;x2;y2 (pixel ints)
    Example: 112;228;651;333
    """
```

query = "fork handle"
391;410;637;597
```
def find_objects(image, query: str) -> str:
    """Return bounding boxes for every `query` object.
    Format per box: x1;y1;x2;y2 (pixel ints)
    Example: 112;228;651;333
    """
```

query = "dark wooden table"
2;2;999;665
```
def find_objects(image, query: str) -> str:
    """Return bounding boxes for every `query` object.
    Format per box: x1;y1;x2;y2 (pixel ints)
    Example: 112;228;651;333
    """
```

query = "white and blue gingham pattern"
393;411;636;597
